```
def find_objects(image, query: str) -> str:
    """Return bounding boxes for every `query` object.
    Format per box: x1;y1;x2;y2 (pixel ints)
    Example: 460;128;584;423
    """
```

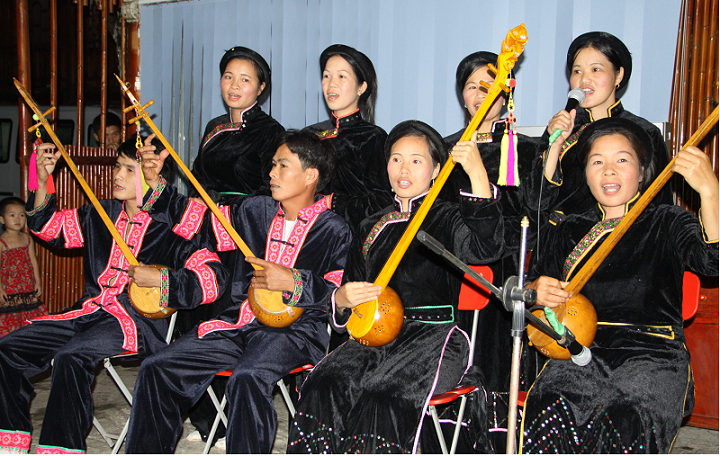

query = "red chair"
682;271;701;320
426;265;493;454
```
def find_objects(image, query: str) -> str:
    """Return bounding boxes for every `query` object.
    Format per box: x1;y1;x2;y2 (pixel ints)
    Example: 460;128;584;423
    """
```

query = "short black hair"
277;130;336;192
385;120;447;168
320;44;378;123
219;46;272;105
116;136;175;179
567;31;632;90
0;197;25;218
578;117;654;192
92;112;122;133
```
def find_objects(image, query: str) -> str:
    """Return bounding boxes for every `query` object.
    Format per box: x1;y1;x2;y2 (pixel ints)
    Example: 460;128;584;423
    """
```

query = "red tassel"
29;150;38;191
46;174;55;194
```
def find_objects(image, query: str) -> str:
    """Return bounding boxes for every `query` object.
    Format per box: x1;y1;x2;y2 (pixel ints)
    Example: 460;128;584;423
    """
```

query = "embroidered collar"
333;109;362;128
202;104;263;148
597;191;641;220
317;109;363;140
486;118;508;142
265;196;329;268
582;99;624;123
393;191;429;213
563;217;621;281
363;210;411;259
559;123;590;159
235;103;262;123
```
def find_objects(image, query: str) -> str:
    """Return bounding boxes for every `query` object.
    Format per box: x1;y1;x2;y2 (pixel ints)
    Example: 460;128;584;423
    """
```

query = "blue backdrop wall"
138;0;681;170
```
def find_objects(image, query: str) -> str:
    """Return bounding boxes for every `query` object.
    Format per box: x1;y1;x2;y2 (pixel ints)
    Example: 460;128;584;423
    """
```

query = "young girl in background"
0;197;46;337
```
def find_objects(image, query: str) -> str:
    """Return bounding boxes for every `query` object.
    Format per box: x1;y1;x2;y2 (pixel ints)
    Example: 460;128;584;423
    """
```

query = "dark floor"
26;363;719;454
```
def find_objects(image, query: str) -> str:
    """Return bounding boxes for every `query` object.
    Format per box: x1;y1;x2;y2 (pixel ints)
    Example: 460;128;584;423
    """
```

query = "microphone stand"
505;217;530;454
417;218;576;454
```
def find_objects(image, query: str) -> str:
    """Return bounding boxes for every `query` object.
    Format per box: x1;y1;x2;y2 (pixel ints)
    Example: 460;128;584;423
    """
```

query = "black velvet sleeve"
331;127;393;228
450;192;505;265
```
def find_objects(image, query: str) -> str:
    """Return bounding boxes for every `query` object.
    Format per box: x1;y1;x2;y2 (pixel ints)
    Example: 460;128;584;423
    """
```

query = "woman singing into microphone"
531;32;673;223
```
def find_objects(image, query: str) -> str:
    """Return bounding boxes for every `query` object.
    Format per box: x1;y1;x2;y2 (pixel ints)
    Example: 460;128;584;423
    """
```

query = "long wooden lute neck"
115;75;262;270
14;78;139;266
372;25;528;289
565;106;719;295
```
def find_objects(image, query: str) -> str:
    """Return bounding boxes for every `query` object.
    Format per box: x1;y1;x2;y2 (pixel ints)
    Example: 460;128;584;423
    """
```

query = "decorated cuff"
26;193;52;216
159;268;170;307
281;268;303;307
331;288;350;329
699;208;719;244
141;177;167;212
0;429;31;453
460;183;499;201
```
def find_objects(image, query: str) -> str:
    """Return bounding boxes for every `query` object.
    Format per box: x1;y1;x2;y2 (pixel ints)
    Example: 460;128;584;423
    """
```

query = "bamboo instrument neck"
14;78;139;267
564;106;718;295
115;75;261;266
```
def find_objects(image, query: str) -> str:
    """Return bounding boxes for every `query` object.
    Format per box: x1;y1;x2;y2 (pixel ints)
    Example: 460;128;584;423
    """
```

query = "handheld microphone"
548;88;586;145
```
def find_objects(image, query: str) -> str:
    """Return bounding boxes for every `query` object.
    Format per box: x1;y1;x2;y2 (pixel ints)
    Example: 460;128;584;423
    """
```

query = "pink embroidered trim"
212;206;235;252
363;212;411;259
31;210;153;352
198;300;256;338
0;429;31;453
31;305;101;324
185;249;222;304
62;209;84;248
172;200;207;240
31;209;84;247
36;444;85;454
31;209;66;242
202;122;244;149
324;270;344;288
265;199;328;268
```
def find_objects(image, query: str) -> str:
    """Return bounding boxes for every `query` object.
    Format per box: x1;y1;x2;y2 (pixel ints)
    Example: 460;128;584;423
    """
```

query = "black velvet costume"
520;201;719;453
124;193;351;454
443;120;544;449
529;101;673;223
288;187;503;454
190;105;284;203
0;181;227;454
304;110;392;231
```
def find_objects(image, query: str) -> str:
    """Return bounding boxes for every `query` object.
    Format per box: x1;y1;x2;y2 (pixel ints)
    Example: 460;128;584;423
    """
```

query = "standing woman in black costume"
191;46;285;203
304;44;392;231
531;31;672;224
443;54;541;424
178;46;284;446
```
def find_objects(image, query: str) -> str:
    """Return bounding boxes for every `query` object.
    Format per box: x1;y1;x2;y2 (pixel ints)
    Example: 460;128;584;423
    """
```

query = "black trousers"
125;324;318;454
0;311;126;452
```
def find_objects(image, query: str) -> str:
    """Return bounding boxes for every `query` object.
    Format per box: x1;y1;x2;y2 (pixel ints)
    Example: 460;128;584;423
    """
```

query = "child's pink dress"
0;236;47;337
